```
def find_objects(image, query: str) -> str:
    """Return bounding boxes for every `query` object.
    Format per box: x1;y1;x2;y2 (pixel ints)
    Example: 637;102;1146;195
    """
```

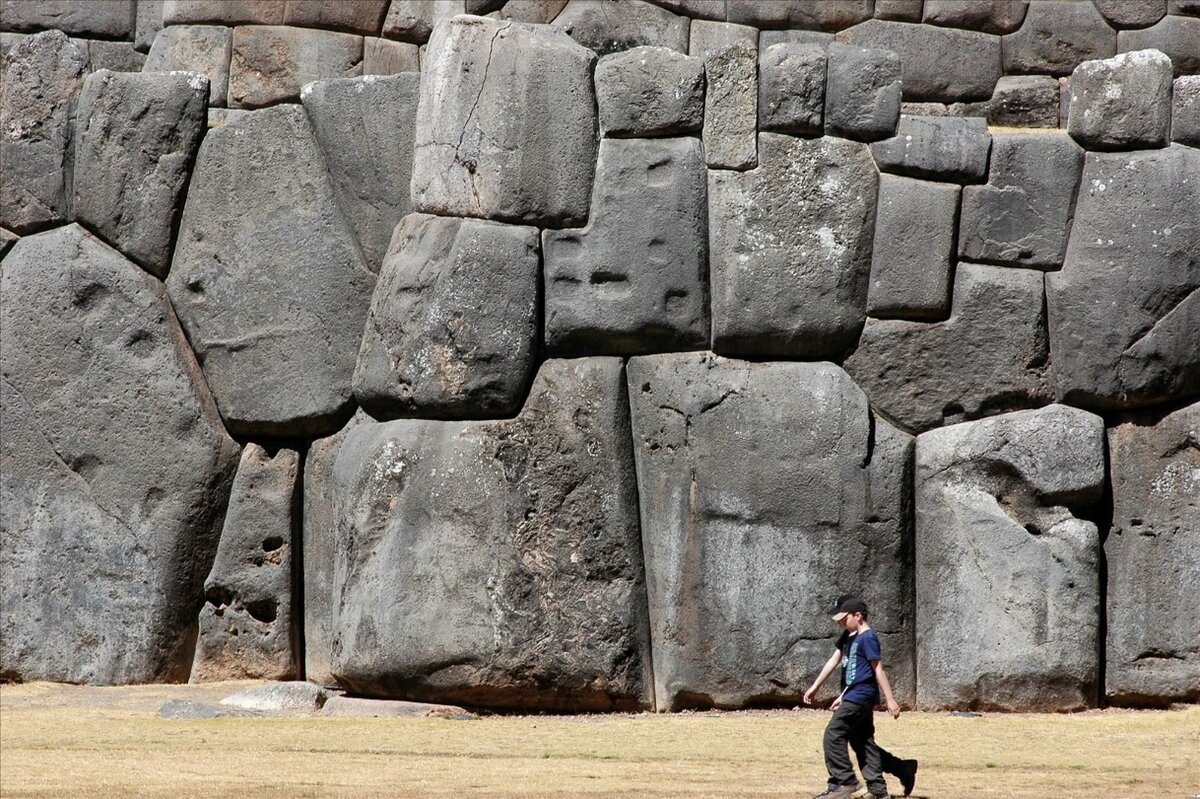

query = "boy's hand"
803;688;816;705
830;697;842;711
887;699;900;719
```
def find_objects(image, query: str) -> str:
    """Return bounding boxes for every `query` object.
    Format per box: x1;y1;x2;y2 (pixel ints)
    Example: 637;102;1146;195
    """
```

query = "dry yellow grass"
1;682;1198;798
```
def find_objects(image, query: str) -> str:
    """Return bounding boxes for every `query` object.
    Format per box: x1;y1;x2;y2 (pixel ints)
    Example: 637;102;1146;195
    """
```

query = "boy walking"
803;596;918;799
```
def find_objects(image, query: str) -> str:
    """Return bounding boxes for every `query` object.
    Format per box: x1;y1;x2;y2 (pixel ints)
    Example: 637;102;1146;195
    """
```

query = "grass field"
1;682;1198;798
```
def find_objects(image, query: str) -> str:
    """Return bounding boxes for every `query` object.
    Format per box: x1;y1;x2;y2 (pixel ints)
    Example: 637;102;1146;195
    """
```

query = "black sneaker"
900;759;918;797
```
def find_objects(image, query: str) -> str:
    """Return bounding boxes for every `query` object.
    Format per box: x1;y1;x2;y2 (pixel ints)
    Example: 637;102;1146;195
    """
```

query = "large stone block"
824;41;901;141
553;0;689;55
875;0;922;22
688;19;755;59
319;358;652;711
1093;0;1167;29
870;115;992;183
382;0;464;43
627;354;915;711
1067;49;1173;151
85;39;145;72
72;70;209;278
544;137;708;355
143;25;232;108
958;131;1084;270
163;0;286;26
492;0;570;24
987;74;1060;128
915;405;1105;710
921;0;1027;34
284;0;389;34
1118;15;1200;76
1105;402;1200;706
0;227;16;258
0;0;134;38
362;36;419;74
595;46;704;137
1001;0;1116;77
1174;75;1200;146
411;15;598;227
1046;145;1200;410
0;30;87;234
835;19;1002;102
167;105;376;437
228;26;363;109
648;0;725;21
0;225;240;684
709;133;877;359
725;0;874;31
846;263;1051;434
301;74;420;273
703;39;757;169
758;42;825;136
135;0;164;53
192;445;299;683
866;174;959;321
354;213;540;420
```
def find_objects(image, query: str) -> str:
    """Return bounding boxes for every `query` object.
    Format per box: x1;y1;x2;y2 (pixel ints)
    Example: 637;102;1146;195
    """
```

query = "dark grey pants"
823;701;906;796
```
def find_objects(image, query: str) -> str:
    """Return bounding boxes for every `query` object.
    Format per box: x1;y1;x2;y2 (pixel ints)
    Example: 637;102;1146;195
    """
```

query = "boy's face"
838;612;862;631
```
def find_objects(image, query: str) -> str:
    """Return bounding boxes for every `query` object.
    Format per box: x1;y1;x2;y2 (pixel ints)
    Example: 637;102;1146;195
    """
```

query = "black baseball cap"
830;595;868;621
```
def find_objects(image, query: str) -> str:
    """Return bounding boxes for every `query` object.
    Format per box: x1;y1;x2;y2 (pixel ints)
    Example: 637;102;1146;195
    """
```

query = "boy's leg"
822;704;862;791
878;744;905;775
848;710;889;797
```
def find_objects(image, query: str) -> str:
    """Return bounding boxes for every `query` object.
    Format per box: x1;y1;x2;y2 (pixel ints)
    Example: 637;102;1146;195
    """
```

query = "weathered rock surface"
725;0;874;31
191;445;298;683
544;137;708;355
382;0;464;43
1046;145;1200;410
1002;0;1116;77
411;15;597;227
228;26;363;109
1093;0;1167;29
921;0;1028;34
915;404;1106;710
491;0;569;24
284;0;389;34
1174;75;1200;146
846;263;1051;434
354;213;540;420
866;174;959;321
1106;401;1200;706
135;0;164;52
85;39;146;72
759;28;834;50
988;74;1060;128
362;36;419;73
72;70;209;278
0;30;87;234
688;19;755;58
162;0;285;26
958;131;1084;270
595;46;704;137
824;41;901;141
143;25;232;108
703;39;757;169
758;42;825;135
875;0;923;22
0;227;17;257
709;133;877;359
835;19;1002;102
167;105;376;437
301;73;420;272
319;358;652;711
319;694;474;718
1068;49;1173;151
627;354;915;710
554;0;689;54
870;115;992;183
0;0;134;38
1119;15;1200;77
221;681;327;711
0;225;239;684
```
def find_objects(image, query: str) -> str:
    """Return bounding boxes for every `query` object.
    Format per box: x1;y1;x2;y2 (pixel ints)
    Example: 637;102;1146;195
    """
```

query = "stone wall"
1;0;1197;711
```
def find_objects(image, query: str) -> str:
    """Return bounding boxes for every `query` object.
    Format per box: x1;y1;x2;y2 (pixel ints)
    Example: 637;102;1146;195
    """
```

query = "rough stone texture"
688;19;755;59
824;41;901;141
988;74;1060;128
0;30;87;234
354;212;540;420
1119;16;1200;77
900;99;990;117
411;15;598;227
72;69;208;278
382;0;464;44
875;0;923;22
221;681;327;711
228;26;363;109
709;133;877;359
866;174;959;321
135;0;164;53
922;0;1027;34
319;694;473;718
143;25;232;108
595;46;704;137
703;39;757;169
1046;145;1200;411
0;227;16;257
301;73;420;272
0;225;240;684
1093;0;1167;29
553;0;689;55
167;105;376;437
647;0;725;21
846;263;1051;434
1105;401;1200;706
544;137;708;355
162;0;286;26
758;42;825;135
492;0;569;23
1171;0;1200;13
870;115;992;183
0;0;134;38
958;131;1084;270
284;0;389;34
726;0;874;31
1067;49;1173;151
362;36;418;73
85;39;146;72
1001;0;1117;77
320;358;653;711
914;404;1106;710
1173;75;1200;146
627;355;915;711
759;28;834;49
191;445;299;683
835;19;1002;102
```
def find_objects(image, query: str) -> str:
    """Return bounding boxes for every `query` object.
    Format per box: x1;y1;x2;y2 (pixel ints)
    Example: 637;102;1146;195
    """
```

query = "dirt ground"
1;681;1198;799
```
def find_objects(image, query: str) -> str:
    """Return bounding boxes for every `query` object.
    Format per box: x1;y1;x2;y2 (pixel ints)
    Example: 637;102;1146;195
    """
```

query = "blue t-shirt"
837;628;881;706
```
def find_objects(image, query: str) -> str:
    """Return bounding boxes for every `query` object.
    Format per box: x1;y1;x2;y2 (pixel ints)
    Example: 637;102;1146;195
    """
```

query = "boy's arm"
871;659;901;719
802;649;843;705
